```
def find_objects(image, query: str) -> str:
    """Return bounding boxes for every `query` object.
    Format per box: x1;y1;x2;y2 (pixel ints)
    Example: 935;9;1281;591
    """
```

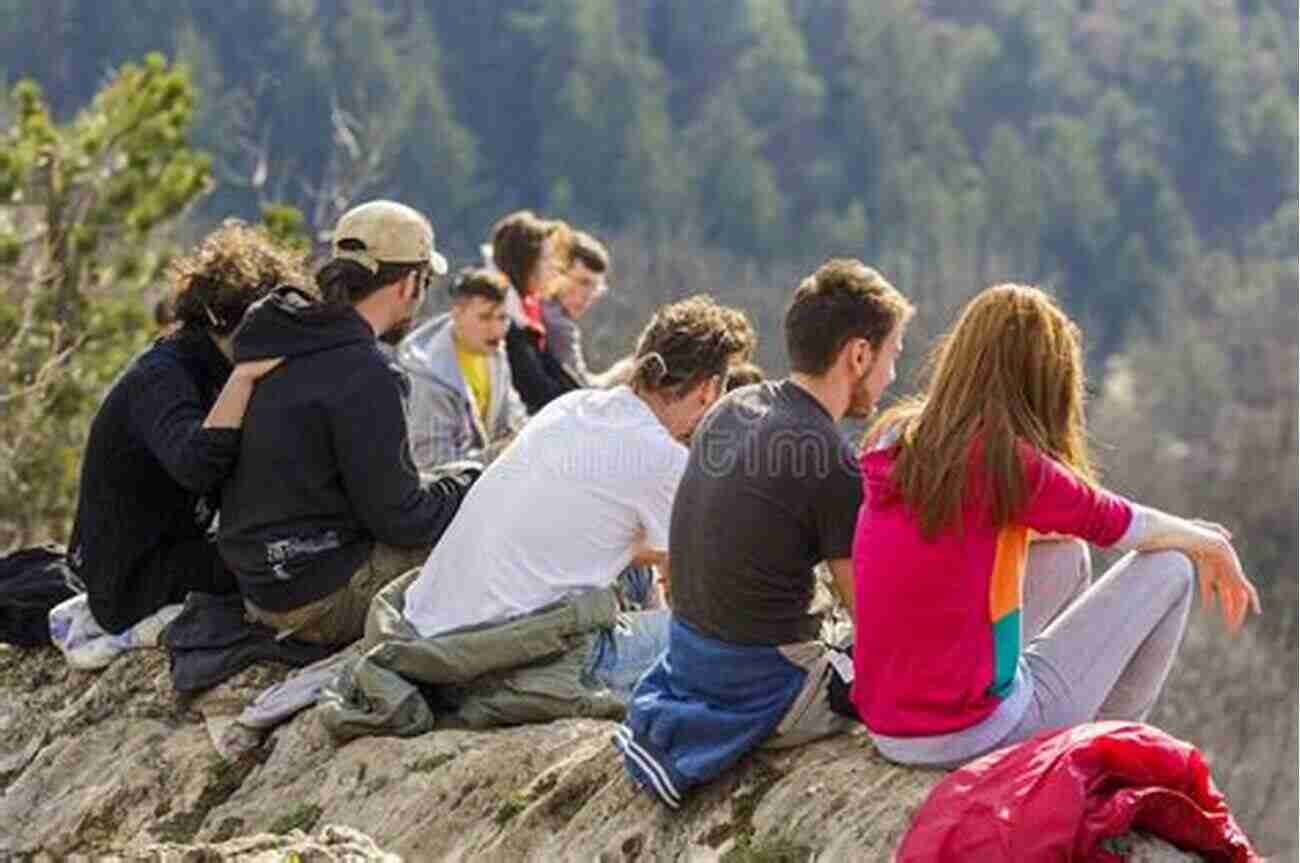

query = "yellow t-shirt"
456;341;491;427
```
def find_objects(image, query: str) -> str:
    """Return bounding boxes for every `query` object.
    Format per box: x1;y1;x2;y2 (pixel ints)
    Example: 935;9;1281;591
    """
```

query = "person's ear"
704;374;722;405
852;338;872;376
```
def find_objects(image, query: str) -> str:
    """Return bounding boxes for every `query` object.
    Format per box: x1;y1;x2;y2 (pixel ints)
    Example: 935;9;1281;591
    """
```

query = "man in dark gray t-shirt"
617;260;915;808
670;380;861;645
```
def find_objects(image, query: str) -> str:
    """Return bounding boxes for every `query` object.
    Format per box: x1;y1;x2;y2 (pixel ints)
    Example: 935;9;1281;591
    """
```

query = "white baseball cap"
332;200;448;275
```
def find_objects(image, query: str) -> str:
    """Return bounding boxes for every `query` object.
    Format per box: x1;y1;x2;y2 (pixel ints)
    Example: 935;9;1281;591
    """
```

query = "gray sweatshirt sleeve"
404;373;475;472
542;308;590;385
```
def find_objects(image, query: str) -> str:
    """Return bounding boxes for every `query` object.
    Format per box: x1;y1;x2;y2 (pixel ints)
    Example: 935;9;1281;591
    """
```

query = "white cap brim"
431;250;449;275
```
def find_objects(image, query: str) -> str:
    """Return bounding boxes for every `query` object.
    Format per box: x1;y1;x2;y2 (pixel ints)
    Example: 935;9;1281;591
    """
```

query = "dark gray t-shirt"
669;380;862;646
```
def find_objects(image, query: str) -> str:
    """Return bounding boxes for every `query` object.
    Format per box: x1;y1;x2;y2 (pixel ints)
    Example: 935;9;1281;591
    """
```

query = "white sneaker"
48;594;182;671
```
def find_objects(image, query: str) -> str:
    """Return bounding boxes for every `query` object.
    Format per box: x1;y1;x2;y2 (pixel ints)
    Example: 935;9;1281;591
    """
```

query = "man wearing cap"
218;200;480;646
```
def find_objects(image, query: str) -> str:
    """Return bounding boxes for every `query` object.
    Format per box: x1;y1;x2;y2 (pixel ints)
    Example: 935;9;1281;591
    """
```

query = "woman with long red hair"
851;284;1260;766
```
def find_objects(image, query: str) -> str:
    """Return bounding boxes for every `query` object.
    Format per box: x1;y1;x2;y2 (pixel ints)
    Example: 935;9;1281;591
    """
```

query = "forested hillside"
1;0;1294;348
0;0;1296;855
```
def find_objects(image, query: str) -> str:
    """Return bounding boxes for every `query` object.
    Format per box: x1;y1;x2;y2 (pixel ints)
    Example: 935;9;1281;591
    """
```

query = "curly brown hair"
719;305;757;362
724;361;765;392
630;295;754;400
169;220;309;335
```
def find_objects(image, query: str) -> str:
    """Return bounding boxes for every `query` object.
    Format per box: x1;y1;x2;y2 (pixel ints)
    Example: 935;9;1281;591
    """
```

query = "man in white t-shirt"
402;295;754;717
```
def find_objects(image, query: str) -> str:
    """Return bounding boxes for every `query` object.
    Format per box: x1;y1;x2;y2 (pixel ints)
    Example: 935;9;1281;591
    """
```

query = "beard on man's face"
844;368;877;419
380;318;412;346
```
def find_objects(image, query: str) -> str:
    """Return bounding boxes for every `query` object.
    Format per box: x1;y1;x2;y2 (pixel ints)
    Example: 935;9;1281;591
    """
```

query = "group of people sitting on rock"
60;197;1259;807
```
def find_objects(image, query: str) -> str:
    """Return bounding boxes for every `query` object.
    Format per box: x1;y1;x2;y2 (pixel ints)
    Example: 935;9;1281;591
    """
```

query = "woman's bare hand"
1187;531;1260;635
1143;517;1261;635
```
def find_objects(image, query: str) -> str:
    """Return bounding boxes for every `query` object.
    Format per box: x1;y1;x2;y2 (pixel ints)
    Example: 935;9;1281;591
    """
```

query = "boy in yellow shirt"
399;268;526;471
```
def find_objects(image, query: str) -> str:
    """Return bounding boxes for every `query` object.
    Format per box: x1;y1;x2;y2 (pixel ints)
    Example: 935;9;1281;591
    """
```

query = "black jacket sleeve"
329;362;479;548
505;323;580;414
128;360;241;494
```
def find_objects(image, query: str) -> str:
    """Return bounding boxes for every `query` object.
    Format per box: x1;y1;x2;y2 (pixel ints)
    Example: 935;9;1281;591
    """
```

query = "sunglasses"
415;267;433;297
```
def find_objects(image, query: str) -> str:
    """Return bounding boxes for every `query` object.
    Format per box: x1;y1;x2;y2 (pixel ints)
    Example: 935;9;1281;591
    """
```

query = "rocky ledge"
0;645;1204;861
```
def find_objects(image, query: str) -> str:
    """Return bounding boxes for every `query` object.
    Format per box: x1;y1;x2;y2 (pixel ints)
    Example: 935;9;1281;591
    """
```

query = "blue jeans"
586;608;671;699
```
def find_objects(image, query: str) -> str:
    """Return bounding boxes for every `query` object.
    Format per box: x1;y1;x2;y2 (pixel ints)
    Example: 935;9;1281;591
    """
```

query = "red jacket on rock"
896;721;1258;863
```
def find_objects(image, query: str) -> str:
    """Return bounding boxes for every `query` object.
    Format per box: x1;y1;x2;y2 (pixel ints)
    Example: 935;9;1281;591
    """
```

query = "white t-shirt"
403;386;689;637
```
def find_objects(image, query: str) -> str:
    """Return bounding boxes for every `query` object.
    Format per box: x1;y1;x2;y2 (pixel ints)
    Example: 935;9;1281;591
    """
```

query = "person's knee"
1068;537;1090;575
1140;549;1196;604
1035;537;1091;586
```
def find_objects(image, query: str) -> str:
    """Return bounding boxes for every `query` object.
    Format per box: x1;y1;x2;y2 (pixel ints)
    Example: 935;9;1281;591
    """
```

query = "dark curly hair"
169;220;309;336
630;295;754;401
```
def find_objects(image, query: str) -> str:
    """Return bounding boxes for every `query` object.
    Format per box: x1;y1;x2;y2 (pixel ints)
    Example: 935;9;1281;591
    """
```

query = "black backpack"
0;545;79;646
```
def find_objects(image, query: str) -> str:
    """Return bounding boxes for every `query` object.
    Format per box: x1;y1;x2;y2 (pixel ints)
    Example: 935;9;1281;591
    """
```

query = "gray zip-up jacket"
397;313;525;472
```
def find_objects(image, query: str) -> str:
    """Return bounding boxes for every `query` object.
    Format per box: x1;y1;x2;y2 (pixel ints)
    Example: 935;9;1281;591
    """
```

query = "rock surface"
0;645;1208;861
117;824;399;862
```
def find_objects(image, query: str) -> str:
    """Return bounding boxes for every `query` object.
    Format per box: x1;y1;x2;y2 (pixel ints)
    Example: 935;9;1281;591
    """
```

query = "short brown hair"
569;230;610;274
449;266;509;305
169;220;308;335
490;210;570;296
784;259;913;375
631;295;752;400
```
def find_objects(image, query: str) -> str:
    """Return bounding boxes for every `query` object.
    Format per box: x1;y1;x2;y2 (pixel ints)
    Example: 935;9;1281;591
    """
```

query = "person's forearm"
1122;505;1195;553
827;558;856;615
656;557;672;607
202;371;258;430
1120;502;1261;633
630;545;668;569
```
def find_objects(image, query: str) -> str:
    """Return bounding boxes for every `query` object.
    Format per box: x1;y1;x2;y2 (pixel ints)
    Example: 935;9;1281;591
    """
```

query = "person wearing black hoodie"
219;200;479;646
68;222;302;634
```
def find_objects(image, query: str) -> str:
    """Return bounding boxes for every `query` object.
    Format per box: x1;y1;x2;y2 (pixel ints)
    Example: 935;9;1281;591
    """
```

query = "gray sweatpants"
1000;539;1195;746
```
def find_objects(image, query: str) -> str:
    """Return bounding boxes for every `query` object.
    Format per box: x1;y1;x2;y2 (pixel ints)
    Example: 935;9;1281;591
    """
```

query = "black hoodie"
505;321;580;414
218;287;477;613
69;326;240;633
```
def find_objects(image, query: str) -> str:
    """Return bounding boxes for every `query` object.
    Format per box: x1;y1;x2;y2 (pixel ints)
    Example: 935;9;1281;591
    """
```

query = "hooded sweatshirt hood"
218;285;477;615
396;312;524;471
397;313;461;394
232;286;374;362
